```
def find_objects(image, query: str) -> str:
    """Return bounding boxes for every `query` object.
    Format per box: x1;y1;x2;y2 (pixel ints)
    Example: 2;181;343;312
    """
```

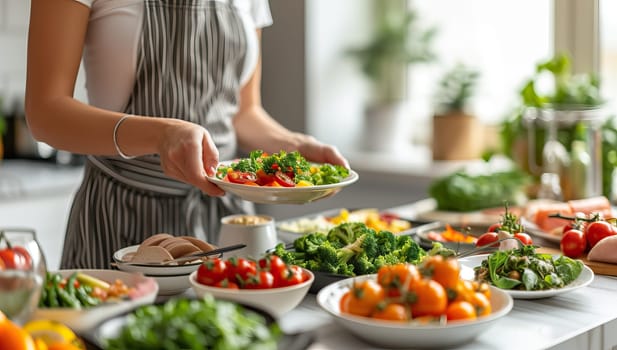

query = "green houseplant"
431;63;481;160
347;0;437;152
500;54;615;199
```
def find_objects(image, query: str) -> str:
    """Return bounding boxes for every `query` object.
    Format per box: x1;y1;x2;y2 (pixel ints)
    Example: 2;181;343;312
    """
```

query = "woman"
25;0;348;269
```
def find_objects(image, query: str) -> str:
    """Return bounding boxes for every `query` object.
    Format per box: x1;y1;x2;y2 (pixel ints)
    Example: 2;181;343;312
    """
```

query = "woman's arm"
233;30;349;168
25;0;223;195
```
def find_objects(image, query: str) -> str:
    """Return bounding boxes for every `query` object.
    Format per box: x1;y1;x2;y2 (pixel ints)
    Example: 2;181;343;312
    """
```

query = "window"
600;0;617;117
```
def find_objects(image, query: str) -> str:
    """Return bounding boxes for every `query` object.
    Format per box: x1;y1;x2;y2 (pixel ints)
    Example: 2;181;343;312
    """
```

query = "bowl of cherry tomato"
189;255;314;318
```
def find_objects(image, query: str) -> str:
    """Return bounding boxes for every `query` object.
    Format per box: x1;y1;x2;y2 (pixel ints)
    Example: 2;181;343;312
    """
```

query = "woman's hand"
297;135;350;169
157;120;225;196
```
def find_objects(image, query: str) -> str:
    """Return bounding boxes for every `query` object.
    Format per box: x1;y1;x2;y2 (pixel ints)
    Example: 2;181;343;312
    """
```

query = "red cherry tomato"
0;248;28;270
226;171;258;185
585;221;616;248
487;223;502;233
214;278;239;289
226;257;257;283
244;271;275;289
476;232;499;247
513;232;533;245
277;265;305;287
255;169;275;186
12;246;32;270
258;255;287;279
560;229;587;258
196;258;228;286
274;171;295;187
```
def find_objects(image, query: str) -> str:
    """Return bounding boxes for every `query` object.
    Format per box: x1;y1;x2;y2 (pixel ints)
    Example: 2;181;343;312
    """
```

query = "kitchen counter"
273;201;617;350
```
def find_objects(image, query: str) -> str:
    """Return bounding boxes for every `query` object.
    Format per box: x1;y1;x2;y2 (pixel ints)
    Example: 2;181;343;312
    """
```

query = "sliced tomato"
274;171;295;187
255;169;275;186
226;171;257;185
475;232;499;247
513;232;533;245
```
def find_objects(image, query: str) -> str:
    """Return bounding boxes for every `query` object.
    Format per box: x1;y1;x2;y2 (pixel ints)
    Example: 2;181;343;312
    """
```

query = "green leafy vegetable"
428;170;530;212
104;295;281;350
474;245;583;291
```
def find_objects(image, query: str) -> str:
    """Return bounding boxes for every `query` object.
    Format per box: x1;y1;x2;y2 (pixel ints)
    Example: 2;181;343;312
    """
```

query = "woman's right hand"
157;120;225;196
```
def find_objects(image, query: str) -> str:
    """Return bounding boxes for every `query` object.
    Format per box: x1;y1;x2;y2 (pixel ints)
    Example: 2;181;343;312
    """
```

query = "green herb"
434;63;480;114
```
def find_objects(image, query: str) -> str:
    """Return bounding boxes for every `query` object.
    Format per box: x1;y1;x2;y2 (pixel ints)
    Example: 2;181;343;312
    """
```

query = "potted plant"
431;63;481;160
499;54;614;200
347;0;437;152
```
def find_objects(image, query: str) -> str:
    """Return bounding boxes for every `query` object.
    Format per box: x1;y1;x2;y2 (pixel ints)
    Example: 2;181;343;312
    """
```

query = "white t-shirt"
72;0;272;112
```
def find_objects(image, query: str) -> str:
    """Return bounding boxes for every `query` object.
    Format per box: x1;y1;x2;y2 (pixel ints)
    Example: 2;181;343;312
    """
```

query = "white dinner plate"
316;274;513;348
459;254;594;299
207;161;359;204
113;245;202;276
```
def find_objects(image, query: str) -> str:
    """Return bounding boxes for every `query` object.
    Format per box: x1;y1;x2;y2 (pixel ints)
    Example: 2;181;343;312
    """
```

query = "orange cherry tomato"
377;263;420;297
446;300;477;321
346;280;385;317
420;255;460;290
408;278;447;318
371;303;409;322
339;291;352;313
469;291;492;317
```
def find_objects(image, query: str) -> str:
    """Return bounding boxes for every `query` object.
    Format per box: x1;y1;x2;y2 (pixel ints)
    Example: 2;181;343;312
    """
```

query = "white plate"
316;274;513;349
520;217;562;243
113;245;203;276
459;254;594;299
31;269;158;333
151;273;192;296
207;161;359;204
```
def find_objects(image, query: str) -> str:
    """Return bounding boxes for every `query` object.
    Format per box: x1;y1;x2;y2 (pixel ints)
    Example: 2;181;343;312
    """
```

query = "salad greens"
272;222;426;276
474;245;583;291
104;295;281;350
428;170;530;212
217;150;349;186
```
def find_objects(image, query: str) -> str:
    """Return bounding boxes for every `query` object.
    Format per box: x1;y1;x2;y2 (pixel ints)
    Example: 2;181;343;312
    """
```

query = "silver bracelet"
113;115;136;159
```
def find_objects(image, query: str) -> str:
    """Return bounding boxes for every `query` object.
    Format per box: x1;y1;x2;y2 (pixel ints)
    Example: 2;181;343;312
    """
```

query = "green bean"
57;285;81;309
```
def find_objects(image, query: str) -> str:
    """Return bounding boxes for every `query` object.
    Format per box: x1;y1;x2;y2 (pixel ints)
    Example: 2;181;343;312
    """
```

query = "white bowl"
150;273;192;296
317;274;513;349
31;269;158;334
189;268;314;318
113;245;203;276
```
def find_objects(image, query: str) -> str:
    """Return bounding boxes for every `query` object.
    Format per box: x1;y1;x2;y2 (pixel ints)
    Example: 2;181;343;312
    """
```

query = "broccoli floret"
327;222;369;247
293;232;328;254
351;253;375;275
272;243;297;264
375;230;397;256
373;253;401;270
394;239;426;264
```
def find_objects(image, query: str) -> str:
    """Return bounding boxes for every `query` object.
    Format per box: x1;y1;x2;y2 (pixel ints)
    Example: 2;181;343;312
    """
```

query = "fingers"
201;131;219;177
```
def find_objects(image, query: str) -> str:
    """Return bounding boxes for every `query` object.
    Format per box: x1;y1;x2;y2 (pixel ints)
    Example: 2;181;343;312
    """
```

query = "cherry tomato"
258;255;287;284
277;265;304;287
13;247;32;270
0;248;27;270
244;271;275;289
585;221;616;248
274;171;295;187
377;263;420;297
487;223;502;233
420;255;460;289
196;258;228;286
371;303;409;321
226;171;258;185
347;279;385;317
226;257;257;283
408;278;447;318
513;232;533;245
446;300;477;321
560;229;587;258
214;278;239;289
475;232;499;247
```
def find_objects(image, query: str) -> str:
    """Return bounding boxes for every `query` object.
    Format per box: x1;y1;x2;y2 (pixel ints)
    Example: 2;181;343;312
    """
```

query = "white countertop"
0;159;84;200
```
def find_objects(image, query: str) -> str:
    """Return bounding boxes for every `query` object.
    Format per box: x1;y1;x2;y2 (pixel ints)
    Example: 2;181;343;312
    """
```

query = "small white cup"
217;214;278;259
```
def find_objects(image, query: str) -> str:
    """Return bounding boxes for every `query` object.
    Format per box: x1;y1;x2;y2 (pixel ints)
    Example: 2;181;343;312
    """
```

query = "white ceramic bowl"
317;274;513;349
189;268;314;318
151;273;192;296
113;245;203;276
31;269;158;334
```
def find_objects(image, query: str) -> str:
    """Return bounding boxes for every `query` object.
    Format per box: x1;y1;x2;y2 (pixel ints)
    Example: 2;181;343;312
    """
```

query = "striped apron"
61;0;254;269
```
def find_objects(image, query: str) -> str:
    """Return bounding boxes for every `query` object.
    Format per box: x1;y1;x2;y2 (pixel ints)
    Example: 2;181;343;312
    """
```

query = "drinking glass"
0;228;47;325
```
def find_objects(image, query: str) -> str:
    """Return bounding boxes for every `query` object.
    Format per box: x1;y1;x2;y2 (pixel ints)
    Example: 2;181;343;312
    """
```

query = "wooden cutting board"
537;246;617;277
